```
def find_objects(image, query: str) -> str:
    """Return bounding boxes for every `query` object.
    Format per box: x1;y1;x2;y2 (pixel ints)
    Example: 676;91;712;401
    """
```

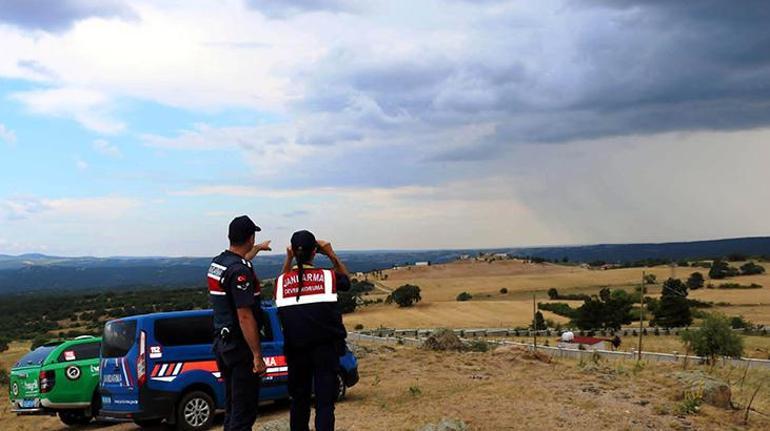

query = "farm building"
415;261;431;266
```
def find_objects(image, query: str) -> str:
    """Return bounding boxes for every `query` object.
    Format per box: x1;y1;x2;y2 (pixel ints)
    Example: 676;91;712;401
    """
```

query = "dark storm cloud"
292;0;770;160
245;0;355;18
0;0;136;32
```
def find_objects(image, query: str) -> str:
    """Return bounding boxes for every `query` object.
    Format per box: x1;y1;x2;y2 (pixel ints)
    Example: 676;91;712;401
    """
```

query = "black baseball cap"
291;230;316;253
229;215;261;243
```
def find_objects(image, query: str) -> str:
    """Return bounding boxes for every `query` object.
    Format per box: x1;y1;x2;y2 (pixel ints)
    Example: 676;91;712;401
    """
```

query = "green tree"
572;288;634;330
686;272;705;290
386;284;422;307
652;278;692;327
531;311;547;330
547;288;558;299
681;313;744;362
739;261;765;276
709;259;739;279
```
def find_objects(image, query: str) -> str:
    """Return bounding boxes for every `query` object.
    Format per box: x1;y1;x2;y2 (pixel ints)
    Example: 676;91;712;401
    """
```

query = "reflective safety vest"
275;267;337;308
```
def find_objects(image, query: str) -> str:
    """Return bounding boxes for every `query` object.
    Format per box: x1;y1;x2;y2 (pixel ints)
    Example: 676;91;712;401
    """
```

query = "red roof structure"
567;336;607;345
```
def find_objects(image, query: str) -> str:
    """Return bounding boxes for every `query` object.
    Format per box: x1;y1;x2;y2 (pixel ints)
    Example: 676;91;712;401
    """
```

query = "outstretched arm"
245;240;272;261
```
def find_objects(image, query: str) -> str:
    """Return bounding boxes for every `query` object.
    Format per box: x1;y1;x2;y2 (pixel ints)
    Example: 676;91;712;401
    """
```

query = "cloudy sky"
0;0;769;256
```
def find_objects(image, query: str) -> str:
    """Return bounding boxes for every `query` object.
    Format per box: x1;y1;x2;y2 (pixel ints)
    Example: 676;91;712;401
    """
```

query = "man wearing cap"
207;215;271;431
275;230;350;431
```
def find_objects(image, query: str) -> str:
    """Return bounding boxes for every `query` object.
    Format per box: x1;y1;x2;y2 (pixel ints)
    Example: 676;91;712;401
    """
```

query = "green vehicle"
9;335;102;426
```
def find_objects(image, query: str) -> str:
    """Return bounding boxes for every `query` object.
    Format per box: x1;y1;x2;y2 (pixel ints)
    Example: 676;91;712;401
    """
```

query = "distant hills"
1;236;769;294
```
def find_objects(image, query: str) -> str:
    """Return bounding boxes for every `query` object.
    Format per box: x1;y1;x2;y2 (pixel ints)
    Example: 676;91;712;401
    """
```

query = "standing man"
207;215;271;431
275;230;350;431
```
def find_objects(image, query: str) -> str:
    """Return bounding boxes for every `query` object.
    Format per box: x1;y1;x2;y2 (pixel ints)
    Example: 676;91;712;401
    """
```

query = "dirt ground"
3;341;769;431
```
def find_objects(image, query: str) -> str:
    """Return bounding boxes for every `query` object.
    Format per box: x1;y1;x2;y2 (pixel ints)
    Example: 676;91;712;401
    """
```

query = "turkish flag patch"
237;275;247;282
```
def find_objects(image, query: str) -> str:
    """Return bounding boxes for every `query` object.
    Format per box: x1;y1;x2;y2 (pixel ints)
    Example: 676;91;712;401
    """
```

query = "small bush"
729;316;751;329
0;369;8;387
408;385;421;397
466;340;490;352
456;292;473;302
499;288;508;294
354;323;364;330
677;388;703;415
740;261;766;276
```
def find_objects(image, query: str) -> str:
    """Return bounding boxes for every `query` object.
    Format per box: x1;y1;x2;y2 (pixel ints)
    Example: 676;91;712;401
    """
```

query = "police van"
98;303;359;430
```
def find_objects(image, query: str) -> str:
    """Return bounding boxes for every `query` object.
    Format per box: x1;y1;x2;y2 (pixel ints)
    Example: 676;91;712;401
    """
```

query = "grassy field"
345;260;770;329
1;341;768;430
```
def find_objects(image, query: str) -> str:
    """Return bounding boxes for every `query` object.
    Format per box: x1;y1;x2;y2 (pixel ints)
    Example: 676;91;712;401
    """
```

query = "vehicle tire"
133;418;164;428
176;390;215;431
58;409;91;426
336;372;347;401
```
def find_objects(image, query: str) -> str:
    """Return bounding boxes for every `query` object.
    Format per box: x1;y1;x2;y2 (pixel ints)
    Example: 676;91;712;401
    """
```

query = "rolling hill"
1;236;769;294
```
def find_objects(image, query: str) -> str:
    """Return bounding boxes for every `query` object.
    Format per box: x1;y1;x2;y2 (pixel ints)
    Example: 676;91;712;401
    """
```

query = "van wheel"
58;409;92;426
177;391;215;431
336;373;347;401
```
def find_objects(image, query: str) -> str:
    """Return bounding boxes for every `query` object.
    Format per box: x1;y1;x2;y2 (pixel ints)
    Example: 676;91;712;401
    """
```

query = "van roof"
104;301;276;324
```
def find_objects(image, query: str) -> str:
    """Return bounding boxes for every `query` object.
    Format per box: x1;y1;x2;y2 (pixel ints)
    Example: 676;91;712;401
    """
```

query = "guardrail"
348;332;770;369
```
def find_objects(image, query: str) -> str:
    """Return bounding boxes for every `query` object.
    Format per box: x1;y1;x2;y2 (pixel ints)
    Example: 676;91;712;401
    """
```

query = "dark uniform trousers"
214;339;260;431
286;342;339;431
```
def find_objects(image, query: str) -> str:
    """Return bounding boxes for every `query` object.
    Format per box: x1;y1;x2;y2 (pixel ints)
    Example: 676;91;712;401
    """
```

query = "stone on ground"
674;371;732;409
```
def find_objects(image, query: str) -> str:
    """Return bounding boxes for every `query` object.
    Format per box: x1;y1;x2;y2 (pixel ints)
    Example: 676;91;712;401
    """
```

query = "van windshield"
14;345;58;367
101;320;137;358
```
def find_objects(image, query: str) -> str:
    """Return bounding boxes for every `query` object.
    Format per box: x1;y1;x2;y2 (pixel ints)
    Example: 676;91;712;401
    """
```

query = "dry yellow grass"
345;301;571;329
3;342;769;430
359;260;770;326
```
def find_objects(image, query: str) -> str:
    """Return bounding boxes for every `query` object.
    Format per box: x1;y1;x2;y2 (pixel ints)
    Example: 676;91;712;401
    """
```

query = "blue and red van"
98;303;358;430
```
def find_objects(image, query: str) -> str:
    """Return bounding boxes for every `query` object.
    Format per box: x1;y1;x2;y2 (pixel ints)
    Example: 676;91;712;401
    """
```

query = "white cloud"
75;157;89;170
10;87;125;134
92;139;122;157
0;123;16;144
0;195;141;222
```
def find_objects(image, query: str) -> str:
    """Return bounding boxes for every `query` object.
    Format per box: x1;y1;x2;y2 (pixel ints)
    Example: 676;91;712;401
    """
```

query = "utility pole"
532;292;537;351
637;271;645;361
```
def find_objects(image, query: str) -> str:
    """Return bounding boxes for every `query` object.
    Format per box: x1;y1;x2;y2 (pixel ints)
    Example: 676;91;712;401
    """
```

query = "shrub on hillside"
499;288;508;294
0;369;8;387
386;284;422;307
739;262;766;276
456;292;473;302
686;272;705;290
709;260;739;279
729;316;752;329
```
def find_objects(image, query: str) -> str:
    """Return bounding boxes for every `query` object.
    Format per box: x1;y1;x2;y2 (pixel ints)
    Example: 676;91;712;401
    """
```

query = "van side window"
155;316;215;346
58;342;101;362
260;310;273;342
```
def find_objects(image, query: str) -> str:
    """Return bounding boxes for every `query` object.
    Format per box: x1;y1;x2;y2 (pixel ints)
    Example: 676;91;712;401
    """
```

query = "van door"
46;341;101;408
99;319;139;414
